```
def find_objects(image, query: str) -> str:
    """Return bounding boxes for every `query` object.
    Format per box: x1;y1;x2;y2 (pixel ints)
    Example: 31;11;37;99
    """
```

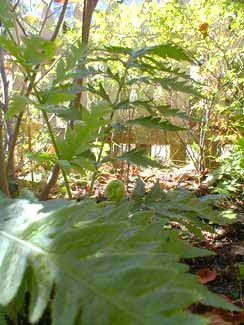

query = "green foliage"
27;152;57;164
105;43;193;62
141;44;192;62
136;179;237;228
22;36;56;67
0;34;56;71
1;0;244;192
0;2;201;188
154;77;202;97
119;149;164;169
25;40;197;180
206;144;244;197
94;0;244;172
0;308;7;325
0;188;239;325
0;0;16;28
127;116;186;131
239;263;244;279
2;6;243;324
41;84;81;105
4;95;32;120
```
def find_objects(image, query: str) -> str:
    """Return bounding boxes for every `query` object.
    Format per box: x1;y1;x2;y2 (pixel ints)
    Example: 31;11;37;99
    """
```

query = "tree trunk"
82;0;99;45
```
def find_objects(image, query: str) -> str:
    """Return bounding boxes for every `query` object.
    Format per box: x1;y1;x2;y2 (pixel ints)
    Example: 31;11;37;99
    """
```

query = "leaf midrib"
0;229;158;324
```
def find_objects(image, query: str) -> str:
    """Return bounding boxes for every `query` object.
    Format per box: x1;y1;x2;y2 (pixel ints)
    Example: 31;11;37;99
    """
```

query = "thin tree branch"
0;49;9;110
15;18;28;37
0;110;10;196
0;48;10;196
7;111;23;176
11;0;28;38
50;0;69;41
39;0;54;36
12;0;21;11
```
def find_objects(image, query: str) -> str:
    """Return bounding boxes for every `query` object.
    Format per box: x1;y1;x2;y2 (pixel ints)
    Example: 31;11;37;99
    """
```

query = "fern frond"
0;195;239;325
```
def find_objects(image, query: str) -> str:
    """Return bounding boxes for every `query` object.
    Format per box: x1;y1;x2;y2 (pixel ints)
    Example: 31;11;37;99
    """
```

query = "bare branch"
12;0;21;11
15;17;28;37
0;49;9;195
50;0;69;41
39;0;54;36
0;48;9;110
0;110;10;196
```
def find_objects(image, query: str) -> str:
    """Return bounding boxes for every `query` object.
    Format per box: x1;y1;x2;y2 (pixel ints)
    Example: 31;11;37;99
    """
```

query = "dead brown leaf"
197;268;217;284
203;311;239;325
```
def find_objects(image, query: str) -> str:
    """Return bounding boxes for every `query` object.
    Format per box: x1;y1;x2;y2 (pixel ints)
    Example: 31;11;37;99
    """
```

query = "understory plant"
22;42;199;195
0;181;239;325
206;141;244;197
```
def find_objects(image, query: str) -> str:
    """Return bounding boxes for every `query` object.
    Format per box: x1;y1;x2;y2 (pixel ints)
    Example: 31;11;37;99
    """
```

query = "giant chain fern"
0;186;239;325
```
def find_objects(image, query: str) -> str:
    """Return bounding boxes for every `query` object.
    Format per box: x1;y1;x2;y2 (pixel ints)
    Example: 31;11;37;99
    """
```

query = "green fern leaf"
0;197;240;325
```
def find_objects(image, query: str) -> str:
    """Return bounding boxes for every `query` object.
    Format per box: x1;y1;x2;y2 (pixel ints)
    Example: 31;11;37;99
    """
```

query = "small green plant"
206;142;244;197
105;179;126;202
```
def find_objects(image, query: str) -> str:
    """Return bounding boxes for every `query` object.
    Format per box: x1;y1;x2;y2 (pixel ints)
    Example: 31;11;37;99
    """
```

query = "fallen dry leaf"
200;300;244;325
231;244;244;255
203;311;239;325
197;268;217;284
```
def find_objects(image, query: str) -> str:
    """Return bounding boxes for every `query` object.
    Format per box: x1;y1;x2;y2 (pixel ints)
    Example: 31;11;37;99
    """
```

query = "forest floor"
188;221;244;324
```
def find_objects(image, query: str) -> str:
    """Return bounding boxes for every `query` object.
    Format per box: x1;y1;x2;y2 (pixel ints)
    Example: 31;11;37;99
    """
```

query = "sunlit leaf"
42;84;81;105
5;95;32;120
0;196;239;324
119;149;164;169
127;116;186;131
22;36;56;66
